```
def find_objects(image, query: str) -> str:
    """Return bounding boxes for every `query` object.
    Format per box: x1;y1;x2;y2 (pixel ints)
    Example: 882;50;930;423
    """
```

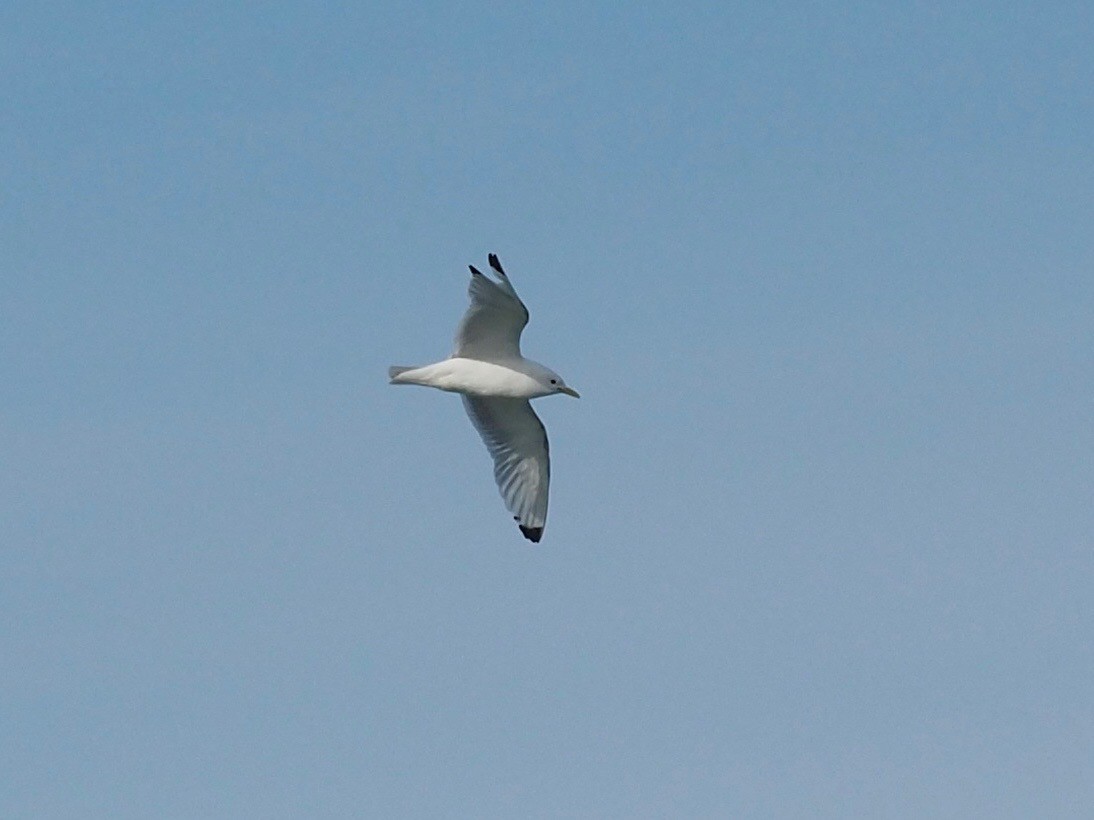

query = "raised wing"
462;395;550;542
453;253;530;361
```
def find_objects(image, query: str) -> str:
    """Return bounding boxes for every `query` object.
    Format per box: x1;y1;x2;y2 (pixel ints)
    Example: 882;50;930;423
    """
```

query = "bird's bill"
559;386;581;398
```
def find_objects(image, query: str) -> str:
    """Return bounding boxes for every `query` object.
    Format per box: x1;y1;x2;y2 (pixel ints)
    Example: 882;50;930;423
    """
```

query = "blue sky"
2;2;1092;817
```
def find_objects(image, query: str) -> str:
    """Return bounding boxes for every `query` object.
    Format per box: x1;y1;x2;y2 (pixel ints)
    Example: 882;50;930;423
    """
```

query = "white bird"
389;253;579;543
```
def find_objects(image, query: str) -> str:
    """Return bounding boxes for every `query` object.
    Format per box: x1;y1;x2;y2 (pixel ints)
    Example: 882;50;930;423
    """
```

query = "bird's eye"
550;379;558;385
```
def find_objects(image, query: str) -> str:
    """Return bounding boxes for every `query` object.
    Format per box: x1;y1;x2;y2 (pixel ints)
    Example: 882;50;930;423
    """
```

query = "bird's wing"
453;253;529;361
462;395;550;542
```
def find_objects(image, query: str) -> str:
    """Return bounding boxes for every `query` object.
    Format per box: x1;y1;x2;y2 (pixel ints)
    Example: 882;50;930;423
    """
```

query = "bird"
388;253;579;543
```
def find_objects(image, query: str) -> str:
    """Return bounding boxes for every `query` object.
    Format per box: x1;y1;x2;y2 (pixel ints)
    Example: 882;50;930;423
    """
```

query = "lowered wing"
462;395;550;542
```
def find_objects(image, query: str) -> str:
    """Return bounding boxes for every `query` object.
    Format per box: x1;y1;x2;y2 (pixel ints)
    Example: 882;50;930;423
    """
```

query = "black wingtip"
487;253;506;276
519;525;543;543
469;264;483;276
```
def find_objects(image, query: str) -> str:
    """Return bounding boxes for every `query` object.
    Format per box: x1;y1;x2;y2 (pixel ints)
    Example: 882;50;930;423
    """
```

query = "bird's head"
547;374;580;399
530;363;580;398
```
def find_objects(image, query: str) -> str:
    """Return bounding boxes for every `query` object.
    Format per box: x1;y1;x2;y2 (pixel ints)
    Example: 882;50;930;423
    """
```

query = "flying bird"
388;253;579;543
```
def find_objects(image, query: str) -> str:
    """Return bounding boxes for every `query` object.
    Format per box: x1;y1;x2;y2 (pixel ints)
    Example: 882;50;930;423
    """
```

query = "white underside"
390;357;551;399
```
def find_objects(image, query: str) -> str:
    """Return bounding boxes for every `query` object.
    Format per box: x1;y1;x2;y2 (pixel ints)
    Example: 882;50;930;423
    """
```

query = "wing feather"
453;256;529;361
462;396;550;542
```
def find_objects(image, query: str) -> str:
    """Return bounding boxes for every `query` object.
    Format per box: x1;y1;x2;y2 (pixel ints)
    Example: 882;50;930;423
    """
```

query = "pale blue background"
3;2;1092;817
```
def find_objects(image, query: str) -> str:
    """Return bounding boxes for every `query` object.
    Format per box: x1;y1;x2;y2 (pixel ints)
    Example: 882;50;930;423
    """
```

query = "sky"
2;2;1093;817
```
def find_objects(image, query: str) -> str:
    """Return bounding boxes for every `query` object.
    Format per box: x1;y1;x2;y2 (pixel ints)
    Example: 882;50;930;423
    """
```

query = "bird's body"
389;357;560;400
389;253;578;543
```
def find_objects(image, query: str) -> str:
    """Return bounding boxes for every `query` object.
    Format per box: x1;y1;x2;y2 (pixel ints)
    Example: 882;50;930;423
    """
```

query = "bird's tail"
388;365;415;383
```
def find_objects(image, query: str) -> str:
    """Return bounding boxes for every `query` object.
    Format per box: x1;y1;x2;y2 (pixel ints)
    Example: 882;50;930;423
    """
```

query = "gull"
389;253;579;543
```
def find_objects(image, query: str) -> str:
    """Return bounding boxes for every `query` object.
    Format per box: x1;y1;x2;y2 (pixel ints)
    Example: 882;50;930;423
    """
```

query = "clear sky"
3;2;1092;817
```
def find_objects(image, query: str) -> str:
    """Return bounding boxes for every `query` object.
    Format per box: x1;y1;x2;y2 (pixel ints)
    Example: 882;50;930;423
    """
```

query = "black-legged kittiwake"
389;253;579;543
